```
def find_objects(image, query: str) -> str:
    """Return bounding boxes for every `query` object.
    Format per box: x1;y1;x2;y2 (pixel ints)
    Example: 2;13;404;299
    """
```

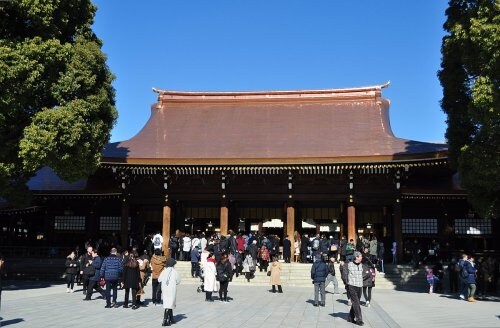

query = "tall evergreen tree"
0;0;117;205
438;0;500;218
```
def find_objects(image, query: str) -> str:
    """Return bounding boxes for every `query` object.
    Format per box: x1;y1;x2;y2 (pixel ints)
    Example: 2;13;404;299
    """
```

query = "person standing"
122;252;141;309
151;248;167;305
300;234;310;263
0;252;5;315
182;234;192;261
159;258;181;326
101;248;123;308
152;232;164;254
325;256;340;294
362;261;375;307
463;255;477;302
269;256;283;293
311;254;328;307
347;251;364;326
283;235;291;263
203;253;218;301
79;246;93;296
216;253;232;302
65;251;79;293
391;241;397;265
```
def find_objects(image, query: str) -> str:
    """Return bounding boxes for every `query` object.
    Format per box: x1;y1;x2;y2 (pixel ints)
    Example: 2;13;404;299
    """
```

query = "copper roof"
103;84;447;165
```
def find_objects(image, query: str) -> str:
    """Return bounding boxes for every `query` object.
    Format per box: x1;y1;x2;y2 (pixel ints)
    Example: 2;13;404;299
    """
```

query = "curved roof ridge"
152;82;391;104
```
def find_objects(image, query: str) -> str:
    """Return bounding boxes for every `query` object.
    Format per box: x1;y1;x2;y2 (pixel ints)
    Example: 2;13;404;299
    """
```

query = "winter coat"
463;260;477;284
369;240;378;256
242;255;255;273
159;267;180;309
65;257;79;275
89;256;103;282
319;239;330;254
151;255;167;280
311;261;329;283
101;254;123;281
216;261;232;282
123;263;141;289
362;263;375;288
300;236;309;251
283;239;292;258
269;261;281;285
203;260;219;292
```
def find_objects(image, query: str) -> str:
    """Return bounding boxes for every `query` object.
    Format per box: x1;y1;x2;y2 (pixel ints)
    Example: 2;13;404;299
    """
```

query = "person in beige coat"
269;256;283;293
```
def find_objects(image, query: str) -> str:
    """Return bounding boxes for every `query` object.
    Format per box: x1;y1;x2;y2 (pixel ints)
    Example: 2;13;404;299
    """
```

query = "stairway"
174;261;403;289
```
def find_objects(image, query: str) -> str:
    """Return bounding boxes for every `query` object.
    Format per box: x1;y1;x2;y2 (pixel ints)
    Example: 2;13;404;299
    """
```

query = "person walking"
151;248;167;305
311;254;328;307
269;256;283;293
347;251;364;326
216;253;232;302
122;252;141;309
242;252;256;282
362;261;375;307
64;251;79;293
84;249;105;300
159;258;181;326
100;248;123;308
325;256;340;294
203;253;218;302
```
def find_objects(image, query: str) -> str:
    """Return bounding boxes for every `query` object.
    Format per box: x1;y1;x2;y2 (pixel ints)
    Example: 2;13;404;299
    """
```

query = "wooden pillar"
121;199;129;250
347;205;356;243
393;200;403;262
286;203;295;258
162;196;171;258
220;201;228;236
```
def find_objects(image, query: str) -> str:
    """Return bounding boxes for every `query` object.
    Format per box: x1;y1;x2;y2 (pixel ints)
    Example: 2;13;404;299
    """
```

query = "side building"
1;84;497;258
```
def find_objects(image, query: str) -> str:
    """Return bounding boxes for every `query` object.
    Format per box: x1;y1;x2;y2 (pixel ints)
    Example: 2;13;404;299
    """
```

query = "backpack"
153;236;161;247
169;238;178;249
312;239;320;250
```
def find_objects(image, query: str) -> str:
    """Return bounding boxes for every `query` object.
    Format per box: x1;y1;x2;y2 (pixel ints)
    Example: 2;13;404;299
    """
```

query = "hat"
166;258;177;267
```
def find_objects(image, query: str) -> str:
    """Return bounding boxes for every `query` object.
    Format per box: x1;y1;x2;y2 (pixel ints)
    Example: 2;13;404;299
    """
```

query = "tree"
0;0;117;205
438;0;500;218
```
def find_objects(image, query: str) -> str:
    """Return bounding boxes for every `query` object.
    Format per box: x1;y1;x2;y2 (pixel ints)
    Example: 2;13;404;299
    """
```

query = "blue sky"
93;0;449;144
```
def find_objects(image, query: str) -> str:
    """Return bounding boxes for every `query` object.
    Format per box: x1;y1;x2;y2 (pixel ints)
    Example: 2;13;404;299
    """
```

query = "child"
426;267;438;294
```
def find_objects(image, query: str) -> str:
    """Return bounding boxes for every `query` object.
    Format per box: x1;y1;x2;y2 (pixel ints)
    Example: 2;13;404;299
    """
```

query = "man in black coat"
283;235;292;263
300;234;310;263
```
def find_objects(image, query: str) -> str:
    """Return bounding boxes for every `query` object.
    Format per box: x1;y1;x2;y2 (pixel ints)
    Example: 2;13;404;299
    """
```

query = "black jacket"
311;261;329;283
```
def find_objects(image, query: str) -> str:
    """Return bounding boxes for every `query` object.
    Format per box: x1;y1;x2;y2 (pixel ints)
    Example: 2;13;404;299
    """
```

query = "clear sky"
92;0;449;144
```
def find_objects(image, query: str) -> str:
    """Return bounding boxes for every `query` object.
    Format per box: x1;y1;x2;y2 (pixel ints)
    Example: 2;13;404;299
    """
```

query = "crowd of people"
57;230;498;327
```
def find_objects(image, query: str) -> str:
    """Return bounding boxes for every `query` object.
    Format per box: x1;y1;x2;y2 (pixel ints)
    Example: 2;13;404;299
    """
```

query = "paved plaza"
1;281;499;328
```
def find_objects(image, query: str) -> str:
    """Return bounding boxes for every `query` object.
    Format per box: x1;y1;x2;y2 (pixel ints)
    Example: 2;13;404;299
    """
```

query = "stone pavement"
1;280;499;328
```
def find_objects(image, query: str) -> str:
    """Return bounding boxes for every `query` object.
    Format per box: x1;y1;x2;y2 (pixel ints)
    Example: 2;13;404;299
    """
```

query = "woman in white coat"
203;253;219;302
158;258;181;326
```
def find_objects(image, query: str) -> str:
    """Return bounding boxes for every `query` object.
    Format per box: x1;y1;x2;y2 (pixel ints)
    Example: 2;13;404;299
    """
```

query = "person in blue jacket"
101;248;123;308
463;255;477;302
311;254;329;307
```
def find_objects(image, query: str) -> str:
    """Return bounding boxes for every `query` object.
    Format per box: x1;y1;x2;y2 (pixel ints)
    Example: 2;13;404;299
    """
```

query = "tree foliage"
0;0;117;205
438;0;500;218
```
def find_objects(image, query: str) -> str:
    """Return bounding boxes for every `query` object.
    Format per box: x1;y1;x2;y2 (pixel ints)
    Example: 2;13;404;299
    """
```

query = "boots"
278;285;283;293
162;309;169;326
168;309;175;324
272;285;276;293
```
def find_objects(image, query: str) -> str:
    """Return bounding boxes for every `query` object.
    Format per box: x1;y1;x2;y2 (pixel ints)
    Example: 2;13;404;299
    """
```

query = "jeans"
362;286;372;303
467;283;476;298
66;273;75;289
105;280;119;305
325;274;339;293
124;287;137;306
348;285;363;322
314;281;325;305
219;280;229;300
152;278;161;303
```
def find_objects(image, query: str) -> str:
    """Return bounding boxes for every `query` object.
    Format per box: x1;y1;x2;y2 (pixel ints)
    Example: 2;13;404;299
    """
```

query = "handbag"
99;278;106;288
267;271;271;277
330;244;338;252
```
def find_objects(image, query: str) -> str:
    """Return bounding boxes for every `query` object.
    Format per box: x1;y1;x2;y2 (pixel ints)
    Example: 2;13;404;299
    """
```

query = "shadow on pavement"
172;314;187;323
3;280;63;290
1;318;25;326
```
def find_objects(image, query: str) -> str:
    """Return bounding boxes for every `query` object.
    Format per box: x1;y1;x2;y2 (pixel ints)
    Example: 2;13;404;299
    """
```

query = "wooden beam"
220;204;228;235
162;197;171;258
347;205;356;243
286;204;295;259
